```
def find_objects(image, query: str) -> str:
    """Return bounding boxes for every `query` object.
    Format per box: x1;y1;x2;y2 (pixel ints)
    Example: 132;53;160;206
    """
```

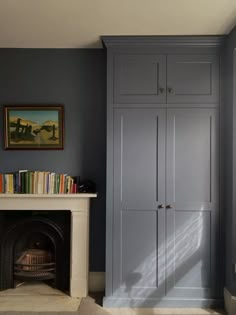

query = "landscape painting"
4;106;64;150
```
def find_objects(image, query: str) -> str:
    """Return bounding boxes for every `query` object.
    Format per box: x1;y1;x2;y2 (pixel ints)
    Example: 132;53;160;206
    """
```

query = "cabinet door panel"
166;209;217;298
113;108;166;298
167;55;219;104
115;210;165;298
114;55;166;104
166;108;219;298
114;108;166;210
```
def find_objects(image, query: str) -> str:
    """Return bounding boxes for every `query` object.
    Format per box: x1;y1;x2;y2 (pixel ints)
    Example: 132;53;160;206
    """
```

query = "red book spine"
72;183;77;193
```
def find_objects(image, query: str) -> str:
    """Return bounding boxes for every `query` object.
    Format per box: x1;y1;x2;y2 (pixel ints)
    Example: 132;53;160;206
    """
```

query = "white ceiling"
0;0;236;48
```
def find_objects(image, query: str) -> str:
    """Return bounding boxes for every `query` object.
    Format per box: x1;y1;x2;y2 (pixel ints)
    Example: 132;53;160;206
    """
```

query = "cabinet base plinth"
103;296;224;308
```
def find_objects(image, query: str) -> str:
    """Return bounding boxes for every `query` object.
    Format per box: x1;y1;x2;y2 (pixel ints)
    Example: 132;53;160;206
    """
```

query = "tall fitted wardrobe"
102;36;224;307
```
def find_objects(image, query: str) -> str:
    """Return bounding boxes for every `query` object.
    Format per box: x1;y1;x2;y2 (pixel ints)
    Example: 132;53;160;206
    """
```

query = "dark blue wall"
0;48;106;271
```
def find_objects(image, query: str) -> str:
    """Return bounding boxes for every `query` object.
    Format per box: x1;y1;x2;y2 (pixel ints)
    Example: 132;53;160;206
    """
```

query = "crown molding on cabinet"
101;35;225;48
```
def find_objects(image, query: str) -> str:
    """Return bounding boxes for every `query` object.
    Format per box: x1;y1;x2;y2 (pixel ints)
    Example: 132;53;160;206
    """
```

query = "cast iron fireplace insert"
0;210;70;293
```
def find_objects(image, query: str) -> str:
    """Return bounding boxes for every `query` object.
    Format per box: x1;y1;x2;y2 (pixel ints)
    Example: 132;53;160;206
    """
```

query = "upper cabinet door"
114;54;166;104
167;55;219;104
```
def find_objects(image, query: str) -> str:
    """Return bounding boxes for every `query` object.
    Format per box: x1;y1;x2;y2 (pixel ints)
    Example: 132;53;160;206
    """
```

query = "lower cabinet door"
111;107;220;302
166;108;219;299
112;108;166;298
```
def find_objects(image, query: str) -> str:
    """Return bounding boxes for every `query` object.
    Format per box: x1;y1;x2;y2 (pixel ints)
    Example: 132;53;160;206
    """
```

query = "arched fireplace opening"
0;211;70;293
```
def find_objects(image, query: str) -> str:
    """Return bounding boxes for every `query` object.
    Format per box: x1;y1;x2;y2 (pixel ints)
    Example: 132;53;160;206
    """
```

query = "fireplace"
0;211;70;292
0;194;96;297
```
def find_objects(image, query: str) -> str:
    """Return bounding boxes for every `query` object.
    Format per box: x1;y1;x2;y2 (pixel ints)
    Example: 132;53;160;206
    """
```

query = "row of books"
0;171;80;194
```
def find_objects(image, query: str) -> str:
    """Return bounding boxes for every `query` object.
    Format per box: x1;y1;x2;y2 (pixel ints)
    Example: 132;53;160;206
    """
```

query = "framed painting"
4;105;64;150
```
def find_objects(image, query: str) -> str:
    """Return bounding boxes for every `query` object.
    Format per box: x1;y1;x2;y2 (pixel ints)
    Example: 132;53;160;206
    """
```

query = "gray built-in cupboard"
102;36;224;307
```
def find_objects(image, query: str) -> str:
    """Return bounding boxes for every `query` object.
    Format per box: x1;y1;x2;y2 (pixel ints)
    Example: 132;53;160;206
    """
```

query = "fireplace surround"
0;193;96;298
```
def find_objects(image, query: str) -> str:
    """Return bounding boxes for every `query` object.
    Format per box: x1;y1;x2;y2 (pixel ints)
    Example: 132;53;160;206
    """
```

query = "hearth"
0;211;70;293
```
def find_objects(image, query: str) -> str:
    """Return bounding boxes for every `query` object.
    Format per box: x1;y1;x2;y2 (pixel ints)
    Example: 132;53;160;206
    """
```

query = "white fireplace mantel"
0;193;97;298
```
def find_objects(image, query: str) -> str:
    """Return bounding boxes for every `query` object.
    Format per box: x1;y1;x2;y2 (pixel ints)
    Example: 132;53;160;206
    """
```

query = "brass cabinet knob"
158;204;165;209
159;87;165;94
166;204;173;209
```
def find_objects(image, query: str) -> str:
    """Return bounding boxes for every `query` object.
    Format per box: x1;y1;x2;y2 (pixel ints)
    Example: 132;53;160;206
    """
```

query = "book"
9;174;14;193
37;172;44;194
0;174;3;193
13;172;19;193
19;170;28;193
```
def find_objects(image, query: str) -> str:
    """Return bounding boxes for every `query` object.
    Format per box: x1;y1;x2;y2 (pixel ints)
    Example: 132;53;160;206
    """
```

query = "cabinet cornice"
101;35;225;48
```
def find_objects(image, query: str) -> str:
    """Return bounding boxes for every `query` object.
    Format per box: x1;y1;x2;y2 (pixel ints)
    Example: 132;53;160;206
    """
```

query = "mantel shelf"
0;193;97;213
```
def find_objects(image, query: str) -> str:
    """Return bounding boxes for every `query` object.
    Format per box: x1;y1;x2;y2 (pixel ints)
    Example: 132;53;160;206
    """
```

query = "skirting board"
88;272;105;292
224;287;236;315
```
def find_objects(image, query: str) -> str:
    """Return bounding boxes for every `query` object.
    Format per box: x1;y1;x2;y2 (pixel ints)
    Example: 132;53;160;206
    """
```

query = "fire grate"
14;249;55;281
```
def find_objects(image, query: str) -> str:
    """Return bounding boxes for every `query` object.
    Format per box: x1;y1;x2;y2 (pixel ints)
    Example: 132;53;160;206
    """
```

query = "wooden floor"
0;290;226;314
78;294;226;315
